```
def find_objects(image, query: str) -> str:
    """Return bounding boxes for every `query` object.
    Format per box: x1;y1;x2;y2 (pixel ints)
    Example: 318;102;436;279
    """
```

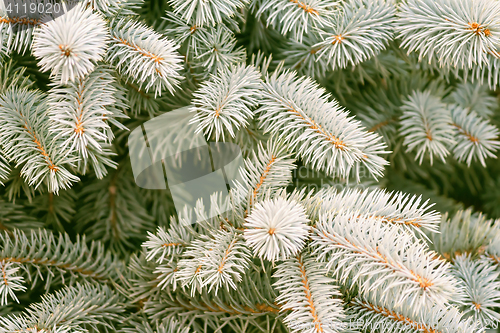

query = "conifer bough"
1;0;500;332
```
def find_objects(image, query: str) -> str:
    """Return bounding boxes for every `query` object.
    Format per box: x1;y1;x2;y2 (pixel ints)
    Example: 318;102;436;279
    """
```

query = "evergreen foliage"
2;0;500;332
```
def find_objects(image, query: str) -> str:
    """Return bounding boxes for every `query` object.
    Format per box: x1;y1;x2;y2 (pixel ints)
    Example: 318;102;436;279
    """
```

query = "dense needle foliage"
1;0;500;332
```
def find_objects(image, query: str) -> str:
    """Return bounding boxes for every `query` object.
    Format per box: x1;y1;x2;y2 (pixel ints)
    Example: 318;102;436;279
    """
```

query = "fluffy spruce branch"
224;118;268;158
0;283;124;333
244;196;310;261
167;0;248;28
351;289;485;333
123;75;196;117
311;212;457;308
255;0;336;42
399;90;455;165
0;0;42;55
427;209;500;261
0;229;123;289
0;87;79;193
51;66;128;137
124;253;282;332
0;260;26;306
81;0;143;17
107;18;183;96
117;253;164;306
0;64;25;180
251;51;276;72
1;166;38;203
470;53;500;89
152;260;181;291
0;153;9;185
163;15;246;76
142;297;280;333
126;227;190;294
449;104;500;167
395;89;500;167
258;70;389;180
240;11;283;55
482;178;500;221
348;71;440;148
280;32;330;79
190;63;262;141
187;191;238;231
273;253;345;333
135;106;207;167
162;11;205;50
190;24;246;76
0;198;42;232
27;190;76;231
76;167;155;253
326;49;414;97
451;254;500;328
487;228;500;265
47;66;128;178
187;190;249;232
233;139;295;207
139;185;178;226
176;229;251;295
141;271;282;333
445;81;497;118
143;218;195;264
32;2;109;84
0;59;32;93
163;13;223;77
397;0;500;69
314;0;395;71
312;187;440;235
